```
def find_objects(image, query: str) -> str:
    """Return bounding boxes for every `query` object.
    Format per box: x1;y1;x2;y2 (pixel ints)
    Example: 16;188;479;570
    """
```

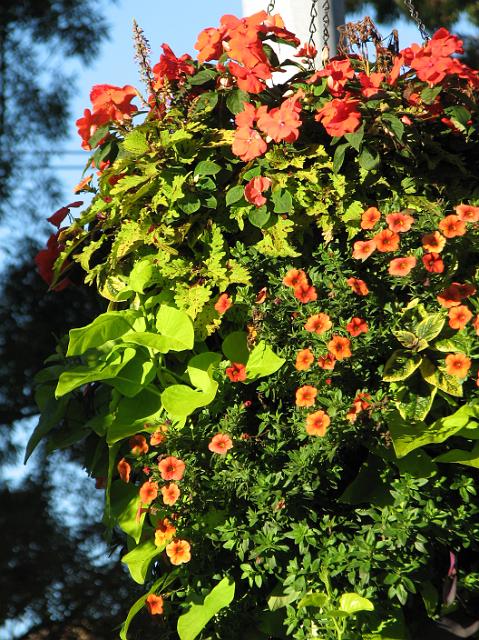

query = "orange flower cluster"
152;43;195;89
283;268;317;303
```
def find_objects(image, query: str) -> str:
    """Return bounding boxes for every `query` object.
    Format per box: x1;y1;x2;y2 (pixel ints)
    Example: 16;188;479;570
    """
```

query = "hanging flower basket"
33;9;479;640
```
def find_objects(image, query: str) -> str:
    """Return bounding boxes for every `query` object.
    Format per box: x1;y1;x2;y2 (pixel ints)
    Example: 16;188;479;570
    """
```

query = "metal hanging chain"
403;0;430;42
319;0;330;51
267;0;276;14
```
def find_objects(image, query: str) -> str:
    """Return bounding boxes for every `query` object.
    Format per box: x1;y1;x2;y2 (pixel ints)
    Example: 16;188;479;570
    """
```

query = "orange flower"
422;252;444;273
74;175;93;194
139;481;159;505
208;433;233;454
352;239;376;261
283;268;308;288
455;203;479;222
388;256;417;276
327;335;352;360
130;434;149;456
445;353;471;378
295;43;318;59
244;176;272;207
294;283;318;303
346;400;363;423
195;26;226;62
346;317;368;336
437;282;476;308
90;84;138;122
215;293;233;314
154;518;176;546
226;362;247;382
374;229;400;252
166;539;191;565
355;392;372;409
152;44;195;89
161;483;180;506
295;348;315;371
117;458;131;483
346;277;369;296
235;102;259;128
318;353;336;370
229;61;271;93
438;215;466;238
232;127;267;161
295;385;318;407
145;594;164;616
150;425;168;446
474;315;479;335
305;410;331;436
386;212;415;233
315;96;362;137
448;305;472;330
422;231;446;253
304;313;332;334
358;71;385;97
360;207;381;229
310;58;355;96
158;456;186;481
76;108;107;150
257;95;302;143
255;287;268;303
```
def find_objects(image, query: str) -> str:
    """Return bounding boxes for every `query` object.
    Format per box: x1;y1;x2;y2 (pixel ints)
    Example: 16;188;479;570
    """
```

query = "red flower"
90;84;138;122
295;348;315;371
358;71;384;98
315;96;361;137
232;127;267;161
422;253;444;273
47;203;83;228
439;215;466;238
244;176;272;207
166;539;191;565
208;433;233;454
257;96;302;143
35;231;71;291
352;239;376;261
235;102;259;128
294;283;318;303
361;207;381;229
215;293;233;314
318;353;336;370
73;175;93;194
386;212;414;233
295;43;317;59
346;317;368;336
295;385;317;407
347;277;369;296
374;229;400;252
328;335;352;360
161;483;180;506
139;481;158;505
311;58;355;96
195;26;226;62
283;268;307;288
304;313;332;335
117;458;131;483
158;456;185;482
448;305;472;330
229;61;271;93
388;256;417;277
305;410;330;436
455;204;479;222
145;594;164;616
226;362;247;382
437;282;476;308
152;44;195;89
75;108;107;150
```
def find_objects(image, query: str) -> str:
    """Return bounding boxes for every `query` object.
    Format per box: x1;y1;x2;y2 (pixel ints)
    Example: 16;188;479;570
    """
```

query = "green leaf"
392;330;419;349
67;311;138;356
333;143;348;173
89;123;109;147
121;539;164;584
247;341;285;379
178;193;201;214
177;577;235;640
107;387;163;443
222;331;249;364
25;396;68;462
382;113;404;140
435;441;479;468
156;305;194;352
248;206;271;228
187;352;222;393
382;350;422;382
129;258;156;293
109;480;145;543
194;160;222;176
271;189;292;214
421;85;442;105
395;384;437;421
108;354;156;397
434;334;470;353
189;69;217;85
298;592;329;608
161;384;216;418
415;314;445;342
226;185;245;206
191;91;219;114
339;593;374;614
226;89;250;115
121;130;149;155
339;454;392;506
267;585;300;611
358;146;380;171
345;124;364;150
420;358;463;397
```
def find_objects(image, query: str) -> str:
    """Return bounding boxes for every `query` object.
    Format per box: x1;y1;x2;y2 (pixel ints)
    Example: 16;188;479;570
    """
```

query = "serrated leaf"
382;350;422;382
226;89;250;115
121;130;149;155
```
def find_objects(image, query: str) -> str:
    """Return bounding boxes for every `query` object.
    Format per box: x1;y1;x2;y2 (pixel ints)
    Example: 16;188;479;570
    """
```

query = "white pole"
242;0;345;57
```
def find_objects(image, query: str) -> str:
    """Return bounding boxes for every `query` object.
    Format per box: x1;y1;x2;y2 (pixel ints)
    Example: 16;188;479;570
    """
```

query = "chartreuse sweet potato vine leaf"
108;480;145;544
177;577;235;640
222;331;285;380
67;310;139;356
339;593;374;614
121;539;165;585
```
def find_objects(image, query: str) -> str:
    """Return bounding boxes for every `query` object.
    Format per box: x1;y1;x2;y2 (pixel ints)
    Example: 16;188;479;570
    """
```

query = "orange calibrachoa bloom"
304;313;332;334
295;348;315;371
352;239;376;260
360;206;381;229
437;282;477;308
130;434;149;456
448;305;473;329
455;203;479;222
145;594;164;616
150;425;168;446
158;456;186;481
139;481;159;505
295;385;318;407
154;518;176;546
166;539;191;565
208;433;233;454
422;231;446;253
226;362;247;382
117;458;131;483
244;176;272;207
422;252;444;273
445;353;471;378
474;315;479;335
315;96;362;136
318;353;336;370
346;317;368;336
294;282;318;303
305;410;331;436
374;229;401;252
283;268;307;288
346;277;369;296
438;215;467;238
386;212;415;233
161;483;181;506
327;335;352;360
388;256;417;276
214;293;233;314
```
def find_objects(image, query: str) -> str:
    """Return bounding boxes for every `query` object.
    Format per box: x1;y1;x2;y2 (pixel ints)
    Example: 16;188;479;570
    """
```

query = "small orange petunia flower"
158;456;186;482
422;252;444;273
226;362;247;382
208;433;233;454
352;239;376;261
346;400;363;423
455;203;479;222
438;215;466;238
130;434;149;456
283;268;308;288
145;593;164;615
360;206;381;229
295;348;315;371
304;313;332;334
139;481;159;505
386;212;415;233
346;317;368;336
374;229;400;252
437;282;477;308
150;424;168;446
294;282;318;303
422;231;446;253
166;539;191;565
318;353;336;370
154;518;176;546
355;392;372;409
255;287;268;304
445;353;471;378
305;410;331;436
448;305;472;330
388;256;417;276
161;483;180;506
117;458;131;483
474;315;479;335
295;385;318;407
346;277;369;296
327;335;352;360
215;293;233;314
